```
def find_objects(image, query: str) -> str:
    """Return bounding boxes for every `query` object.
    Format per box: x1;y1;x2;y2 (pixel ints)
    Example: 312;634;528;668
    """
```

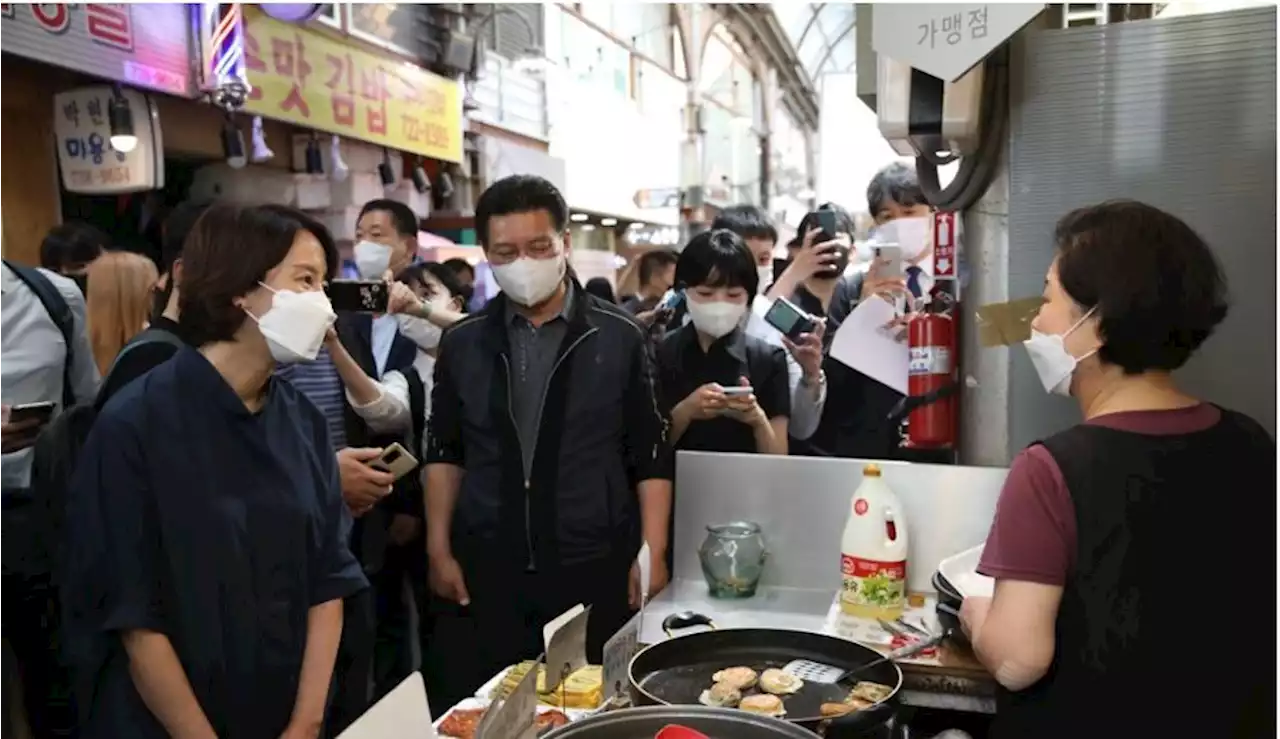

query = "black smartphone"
810;210;838;242
326;280;389;313
8;401;56;425
763;297;818;342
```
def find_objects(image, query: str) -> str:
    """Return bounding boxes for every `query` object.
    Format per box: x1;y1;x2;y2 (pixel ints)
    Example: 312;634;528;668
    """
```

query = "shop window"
471;3;546;63
700;31;755;119
559;8;631;99
346;3;421;58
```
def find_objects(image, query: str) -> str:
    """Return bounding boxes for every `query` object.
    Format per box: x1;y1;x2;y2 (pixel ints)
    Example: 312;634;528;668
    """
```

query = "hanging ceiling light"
435;169;455;201
304;133;324;175
249;115;274;163
411;156;431;194
108;85;137;153
378;148;396;187
329;135;349;182
221;113;247;169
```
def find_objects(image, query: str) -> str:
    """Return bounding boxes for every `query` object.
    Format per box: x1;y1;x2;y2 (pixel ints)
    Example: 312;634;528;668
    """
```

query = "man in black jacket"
423;175;673;710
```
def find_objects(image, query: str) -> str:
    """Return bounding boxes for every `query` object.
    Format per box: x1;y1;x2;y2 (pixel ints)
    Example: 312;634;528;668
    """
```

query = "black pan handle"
935;602;962;621
825;701;896;738
661;611;717;638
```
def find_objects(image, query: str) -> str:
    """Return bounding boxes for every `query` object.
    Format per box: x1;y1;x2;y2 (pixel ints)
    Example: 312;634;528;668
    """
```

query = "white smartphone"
721;386;754;397
369;442;419;481
873;245;904;279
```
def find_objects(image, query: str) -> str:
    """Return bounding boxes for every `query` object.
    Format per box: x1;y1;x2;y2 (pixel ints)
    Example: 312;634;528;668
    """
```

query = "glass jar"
697;521;769;599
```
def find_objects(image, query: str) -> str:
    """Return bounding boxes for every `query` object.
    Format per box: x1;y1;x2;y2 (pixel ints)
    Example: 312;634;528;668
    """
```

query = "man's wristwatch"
417;298;434;319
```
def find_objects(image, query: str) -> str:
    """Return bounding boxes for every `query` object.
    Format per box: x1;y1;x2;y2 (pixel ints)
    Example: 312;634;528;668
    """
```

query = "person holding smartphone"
710;205;828;444
656;229;790;456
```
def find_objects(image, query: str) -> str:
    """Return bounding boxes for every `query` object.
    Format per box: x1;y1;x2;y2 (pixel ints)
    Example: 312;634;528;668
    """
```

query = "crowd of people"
0;161;1272;738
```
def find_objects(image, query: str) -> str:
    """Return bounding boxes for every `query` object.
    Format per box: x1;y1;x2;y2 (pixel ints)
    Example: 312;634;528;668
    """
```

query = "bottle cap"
863;463;881;477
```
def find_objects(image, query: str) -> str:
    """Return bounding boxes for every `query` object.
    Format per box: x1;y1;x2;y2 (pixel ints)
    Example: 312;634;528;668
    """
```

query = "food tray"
936;544;992;599
433;698;591;738
474;667;513;700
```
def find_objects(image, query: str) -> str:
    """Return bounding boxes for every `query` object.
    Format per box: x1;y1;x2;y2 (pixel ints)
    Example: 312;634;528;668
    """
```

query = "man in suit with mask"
278;198;423;730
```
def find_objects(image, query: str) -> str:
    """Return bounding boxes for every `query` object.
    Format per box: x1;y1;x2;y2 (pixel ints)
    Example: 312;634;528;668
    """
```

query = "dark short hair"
178;203;340;348
40;222;107;271
358;198;418;238
584;277;617;304
637;249;678;287
442;257;475;281
676;229;758;297
1054;200;1229;374
161;200;213;273
398;262;466;302
866;162;927;216
474;175;568;247
712;204;778;244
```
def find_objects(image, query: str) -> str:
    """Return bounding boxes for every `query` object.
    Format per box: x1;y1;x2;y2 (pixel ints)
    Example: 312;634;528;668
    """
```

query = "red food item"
537;709;570;729
438;708;484;739
438;707;569;738
655;725;711;739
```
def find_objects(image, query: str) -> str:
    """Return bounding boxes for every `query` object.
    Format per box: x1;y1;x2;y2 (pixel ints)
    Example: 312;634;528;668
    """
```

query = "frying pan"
627;612;905;737
932;571;966;647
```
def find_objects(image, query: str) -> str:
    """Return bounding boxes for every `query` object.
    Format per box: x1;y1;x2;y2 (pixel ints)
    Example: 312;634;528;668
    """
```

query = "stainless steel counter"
621;452;1012;715
671;452;1008;594
628;578;998;714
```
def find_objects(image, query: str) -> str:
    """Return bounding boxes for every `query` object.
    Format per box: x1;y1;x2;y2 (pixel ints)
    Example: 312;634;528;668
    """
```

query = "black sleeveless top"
993;407;1276;738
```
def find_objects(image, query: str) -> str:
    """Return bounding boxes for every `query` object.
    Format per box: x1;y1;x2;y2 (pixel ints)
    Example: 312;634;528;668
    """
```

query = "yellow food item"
491;661;604;709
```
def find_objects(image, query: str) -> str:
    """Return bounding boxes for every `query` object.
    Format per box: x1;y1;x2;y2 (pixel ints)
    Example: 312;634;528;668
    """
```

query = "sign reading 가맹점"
242;6;462;164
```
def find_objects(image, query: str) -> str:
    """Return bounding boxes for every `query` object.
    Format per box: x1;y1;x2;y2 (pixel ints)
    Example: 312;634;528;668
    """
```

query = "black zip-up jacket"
424;282;672;569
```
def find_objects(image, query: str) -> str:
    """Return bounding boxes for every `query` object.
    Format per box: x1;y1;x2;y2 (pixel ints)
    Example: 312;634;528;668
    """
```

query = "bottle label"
840;554;907;609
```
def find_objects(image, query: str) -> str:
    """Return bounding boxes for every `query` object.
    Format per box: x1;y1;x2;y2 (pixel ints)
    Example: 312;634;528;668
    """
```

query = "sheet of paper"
338;672;435;739
829;296;908;395
543;604;590;693
477;659;538;739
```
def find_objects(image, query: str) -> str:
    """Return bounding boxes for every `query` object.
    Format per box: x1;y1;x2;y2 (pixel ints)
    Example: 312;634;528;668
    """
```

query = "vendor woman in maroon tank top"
959;200;1275;739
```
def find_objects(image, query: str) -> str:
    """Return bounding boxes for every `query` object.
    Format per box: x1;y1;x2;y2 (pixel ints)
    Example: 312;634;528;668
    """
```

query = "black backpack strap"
4;261;75;409
107;327;184;372
94;328;186;410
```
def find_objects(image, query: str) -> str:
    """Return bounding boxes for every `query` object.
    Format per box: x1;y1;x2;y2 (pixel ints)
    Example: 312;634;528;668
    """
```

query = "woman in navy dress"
63;203;368;738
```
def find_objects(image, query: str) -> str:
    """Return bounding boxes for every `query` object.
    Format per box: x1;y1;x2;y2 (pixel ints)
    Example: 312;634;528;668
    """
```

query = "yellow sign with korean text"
242;7;462;163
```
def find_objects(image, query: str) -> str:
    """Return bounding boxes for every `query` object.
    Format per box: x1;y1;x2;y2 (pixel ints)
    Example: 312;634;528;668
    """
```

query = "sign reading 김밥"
242;7;463;164
54;86;164;194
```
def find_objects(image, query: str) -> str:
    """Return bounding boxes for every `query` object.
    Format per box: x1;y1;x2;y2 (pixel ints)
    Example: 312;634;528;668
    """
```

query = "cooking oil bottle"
840;463;909;620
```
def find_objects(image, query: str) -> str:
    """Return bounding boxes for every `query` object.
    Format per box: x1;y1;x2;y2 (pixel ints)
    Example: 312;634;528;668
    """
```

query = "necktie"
906;266;924;299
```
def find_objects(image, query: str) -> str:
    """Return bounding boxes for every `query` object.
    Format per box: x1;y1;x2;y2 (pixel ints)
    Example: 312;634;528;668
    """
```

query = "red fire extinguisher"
905;310;957;449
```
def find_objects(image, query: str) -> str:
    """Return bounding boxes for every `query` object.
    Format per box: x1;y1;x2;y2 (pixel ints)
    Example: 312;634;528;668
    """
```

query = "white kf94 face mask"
491;255;565;306
352;240;393;280
248;284;336;364
1023;306;1098;396
687;299;747;339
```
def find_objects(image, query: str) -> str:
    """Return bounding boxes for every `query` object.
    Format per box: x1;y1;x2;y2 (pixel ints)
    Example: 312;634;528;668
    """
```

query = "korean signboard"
0;3;193;97
54;86;164;194
242;6;463;164
872;4;1044;82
